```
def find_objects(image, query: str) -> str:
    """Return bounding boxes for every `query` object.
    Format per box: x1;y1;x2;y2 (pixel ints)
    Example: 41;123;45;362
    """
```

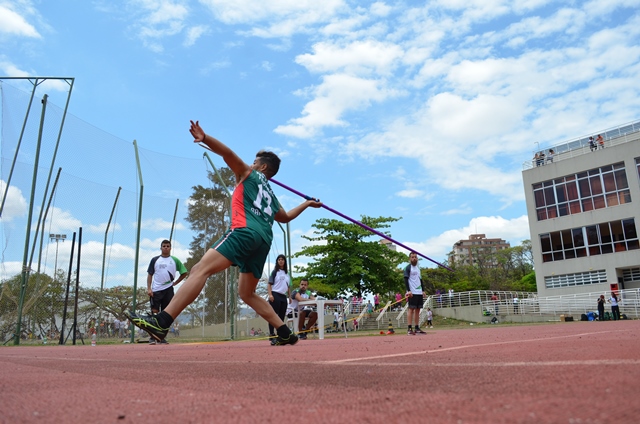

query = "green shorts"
212;227;270;279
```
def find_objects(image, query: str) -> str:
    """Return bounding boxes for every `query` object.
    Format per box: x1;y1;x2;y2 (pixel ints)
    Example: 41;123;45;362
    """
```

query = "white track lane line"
321;329;626;364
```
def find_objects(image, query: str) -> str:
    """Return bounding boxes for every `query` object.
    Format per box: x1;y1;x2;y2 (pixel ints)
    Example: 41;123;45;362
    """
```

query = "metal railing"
523;119;640;170
425;288;640;319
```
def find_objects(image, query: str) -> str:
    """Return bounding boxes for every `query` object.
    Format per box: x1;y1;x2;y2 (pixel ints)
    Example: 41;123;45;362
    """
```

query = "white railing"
521;288;640;318
430;288;640;319
522;119;640;170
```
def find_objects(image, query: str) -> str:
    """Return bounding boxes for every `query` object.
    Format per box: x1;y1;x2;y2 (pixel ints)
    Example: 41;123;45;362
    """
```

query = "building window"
622;267;640;283
533;162;631;221
540;218;639;262
636;158;640;183
545;270;607;289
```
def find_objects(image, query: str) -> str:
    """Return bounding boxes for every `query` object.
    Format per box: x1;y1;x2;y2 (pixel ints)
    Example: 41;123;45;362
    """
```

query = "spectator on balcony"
589;136;597;151
546;149;555;163
597;134;605;149
533;152;542;167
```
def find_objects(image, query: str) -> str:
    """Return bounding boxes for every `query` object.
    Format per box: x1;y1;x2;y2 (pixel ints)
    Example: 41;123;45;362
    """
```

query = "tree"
293;216;408;297
79;285;148;320
184;167;236;325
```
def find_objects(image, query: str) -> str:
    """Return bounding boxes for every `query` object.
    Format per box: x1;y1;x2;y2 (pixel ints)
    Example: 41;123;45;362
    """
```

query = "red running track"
1;320;639;423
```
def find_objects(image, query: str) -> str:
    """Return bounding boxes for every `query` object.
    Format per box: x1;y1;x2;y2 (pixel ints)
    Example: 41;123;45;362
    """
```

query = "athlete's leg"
237;272;284;328
164;248;232;318
306;311;318;330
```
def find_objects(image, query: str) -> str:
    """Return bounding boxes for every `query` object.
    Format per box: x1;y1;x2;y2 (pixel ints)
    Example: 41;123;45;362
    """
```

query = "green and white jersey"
147;255;187;292
231;170;282;245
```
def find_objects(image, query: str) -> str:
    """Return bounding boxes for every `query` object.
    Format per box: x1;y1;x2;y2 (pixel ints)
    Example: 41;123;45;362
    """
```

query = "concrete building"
449;234;510;266
522;121;640;297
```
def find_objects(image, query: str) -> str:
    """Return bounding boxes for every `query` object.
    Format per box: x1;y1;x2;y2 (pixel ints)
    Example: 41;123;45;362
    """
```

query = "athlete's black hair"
255;150;281;179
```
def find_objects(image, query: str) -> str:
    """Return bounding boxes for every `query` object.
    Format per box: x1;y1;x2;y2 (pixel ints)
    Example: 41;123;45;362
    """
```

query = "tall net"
1;80;282;344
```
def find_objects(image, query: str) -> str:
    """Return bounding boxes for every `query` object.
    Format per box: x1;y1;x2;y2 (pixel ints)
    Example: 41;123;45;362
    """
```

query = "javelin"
198;142;452;271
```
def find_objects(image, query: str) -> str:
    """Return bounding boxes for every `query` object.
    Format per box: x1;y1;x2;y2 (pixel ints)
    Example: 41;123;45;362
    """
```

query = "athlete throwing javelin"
126;121;322;346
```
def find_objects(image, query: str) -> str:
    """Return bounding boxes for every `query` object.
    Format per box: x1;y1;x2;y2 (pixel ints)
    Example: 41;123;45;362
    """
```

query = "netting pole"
203;152;236;339
0;78;40;218
28;79;74;274
14;94;48;345
31;167;62;273
100;187;121;339
169;198;179;242
132;140;144;343
72;227;82;345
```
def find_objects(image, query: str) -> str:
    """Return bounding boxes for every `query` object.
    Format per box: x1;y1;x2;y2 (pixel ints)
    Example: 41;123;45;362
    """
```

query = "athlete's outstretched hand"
189;120;205;143
307;198;322;208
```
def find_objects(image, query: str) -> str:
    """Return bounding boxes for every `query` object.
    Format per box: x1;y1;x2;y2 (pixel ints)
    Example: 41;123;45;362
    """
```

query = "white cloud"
139;218;186;231
396;189;424;198
199;0;346;37
184;25;208;47
88;222;122;233
296;40;404;76
0;4;41;38
401;215;531;265
41;207;82;233
274;73;401;138
0;180;27;221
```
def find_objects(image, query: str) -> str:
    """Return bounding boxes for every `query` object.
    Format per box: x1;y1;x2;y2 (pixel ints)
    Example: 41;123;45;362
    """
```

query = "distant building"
379;239;397;251
522;121;640;297
449;234;510;266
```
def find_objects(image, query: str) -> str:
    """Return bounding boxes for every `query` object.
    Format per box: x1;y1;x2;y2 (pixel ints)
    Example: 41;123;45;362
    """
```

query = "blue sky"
1;0;640;289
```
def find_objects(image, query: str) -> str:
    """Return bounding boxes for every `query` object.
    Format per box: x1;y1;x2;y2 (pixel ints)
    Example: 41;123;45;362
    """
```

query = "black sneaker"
124;310;169;341
415;328;427;335
270;337;277;346
274;334;299;346
159;339;169;344
298;332;307;340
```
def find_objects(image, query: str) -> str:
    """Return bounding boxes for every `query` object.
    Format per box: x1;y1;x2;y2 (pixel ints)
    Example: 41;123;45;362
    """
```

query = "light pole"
49;233;67;278
49;233;66;337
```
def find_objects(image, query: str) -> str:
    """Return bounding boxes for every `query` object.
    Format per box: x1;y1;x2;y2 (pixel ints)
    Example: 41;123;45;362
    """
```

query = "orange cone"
386;319;395;335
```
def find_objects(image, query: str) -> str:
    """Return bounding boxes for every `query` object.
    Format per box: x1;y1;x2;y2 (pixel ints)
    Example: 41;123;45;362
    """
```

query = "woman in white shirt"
609;292;620;321
268;254;291;345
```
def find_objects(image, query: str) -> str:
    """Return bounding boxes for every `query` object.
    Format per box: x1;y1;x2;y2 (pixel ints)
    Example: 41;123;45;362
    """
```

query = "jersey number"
252;184;273;216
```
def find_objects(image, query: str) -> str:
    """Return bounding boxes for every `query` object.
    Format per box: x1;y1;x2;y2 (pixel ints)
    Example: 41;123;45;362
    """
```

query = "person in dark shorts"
146;239;188;344
126;120;322;346
404;251;427;335
290;279;318;339
268;254;291;345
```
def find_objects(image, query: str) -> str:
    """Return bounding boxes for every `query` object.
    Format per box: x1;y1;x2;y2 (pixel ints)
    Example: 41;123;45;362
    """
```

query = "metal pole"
31;167;62;272
29;79;75;272
59;231;76;345
99;187;121;339
132;140;144;343
0;78;41;217
14;94;48;345
169;198;179;242
202;152;235;339
72;227;82;345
